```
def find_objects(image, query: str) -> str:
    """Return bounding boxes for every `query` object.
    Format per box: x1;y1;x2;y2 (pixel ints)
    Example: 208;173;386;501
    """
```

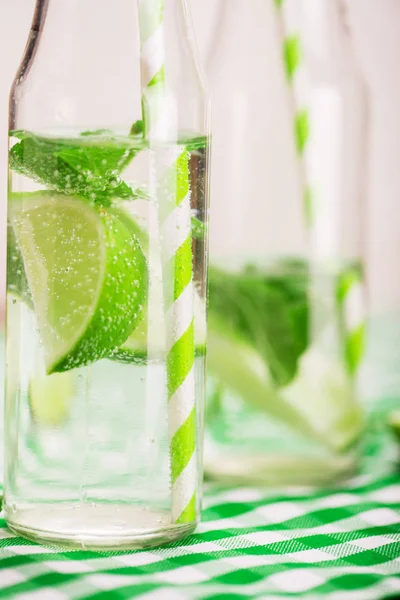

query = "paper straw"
274;0;312;223
274;0;365;375
137;0;197;524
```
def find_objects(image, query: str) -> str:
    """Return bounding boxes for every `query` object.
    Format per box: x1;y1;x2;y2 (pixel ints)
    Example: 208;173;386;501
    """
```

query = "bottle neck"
12;0;206;135
34;0;186;36
31;0;49;32
32;0;138;54
27;0;195;75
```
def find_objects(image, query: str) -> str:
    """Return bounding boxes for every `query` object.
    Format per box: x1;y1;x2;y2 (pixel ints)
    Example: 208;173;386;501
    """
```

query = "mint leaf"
57;144;133;178
130;120;144;136
9;131;145;205
9;130;27;140
208;263;310;387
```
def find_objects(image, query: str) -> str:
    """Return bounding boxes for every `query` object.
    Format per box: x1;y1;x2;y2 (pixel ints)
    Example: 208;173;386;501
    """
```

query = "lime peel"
9;192;147;374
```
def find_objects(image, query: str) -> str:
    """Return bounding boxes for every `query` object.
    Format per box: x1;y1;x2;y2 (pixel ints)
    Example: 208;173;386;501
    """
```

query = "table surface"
0;422;399;600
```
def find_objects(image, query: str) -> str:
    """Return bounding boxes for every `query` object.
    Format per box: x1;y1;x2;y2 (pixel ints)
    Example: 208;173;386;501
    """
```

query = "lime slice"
29;372;74;426
281;347;364;451
108;204;206;363
109;204;149;254
9;192;147;374
111;290;206;363
7;222;33;308
5;292;38;413
110;315;151;363
7;291;74;425
207;315;363;450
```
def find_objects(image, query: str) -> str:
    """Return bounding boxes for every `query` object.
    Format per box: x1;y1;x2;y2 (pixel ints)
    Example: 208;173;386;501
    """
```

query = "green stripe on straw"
167;322;195;398
170;407;196;482
337;267;366;374
284;35;301;80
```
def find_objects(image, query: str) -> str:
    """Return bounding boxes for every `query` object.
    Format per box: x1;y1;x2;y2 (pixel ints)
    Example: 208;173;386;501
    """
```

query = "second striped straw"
274;0;365;377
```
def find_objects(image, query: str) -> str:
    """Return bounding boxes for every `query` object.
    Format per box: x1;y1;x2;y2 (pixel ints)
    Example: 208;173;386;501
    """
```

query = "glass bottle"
5;0;210;549
205;0;367;485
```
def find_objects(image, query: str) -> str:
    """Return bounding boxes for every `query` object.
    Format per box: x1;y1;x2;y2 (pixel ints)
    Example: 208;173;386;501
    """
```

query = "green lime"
108;204;206;363
6;292;37;412
9;192;147;374
7;292;74;426
109;203;149;253
111;288;206;364
29;371;75;426
7;222;33;309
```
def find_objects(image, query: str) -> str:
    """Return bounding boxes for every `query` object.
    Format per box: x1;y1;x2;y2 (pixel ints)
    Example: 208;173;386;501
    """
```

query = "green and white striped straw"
274;0;312;222
274;0;365;374
137;0;197;524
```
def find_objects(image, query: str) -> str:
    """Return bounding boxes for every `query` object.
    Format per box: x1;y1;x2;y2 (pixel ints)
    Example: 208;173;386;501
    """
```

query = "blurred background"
1;0;400;402
1;0;400;318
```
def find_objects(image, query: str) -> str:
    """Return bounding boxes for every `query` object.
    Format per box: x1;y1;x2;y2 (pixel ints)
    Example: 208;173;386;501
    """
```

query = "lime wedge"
9;192;147;374
7;222;33;308
111;287;206;363
110;315;152;363
281;347;364;451
109;204;149;254
207;315;363;450
107;204;207;363
6;291;74;425
6;292;38;412
29;372;74;426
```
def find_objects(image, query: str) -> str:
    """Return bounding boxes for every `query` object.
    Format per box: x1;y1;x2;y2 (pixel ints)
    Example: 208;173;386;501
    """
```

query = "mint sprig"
9;128;207;240
208;263;310;387
9;130;147;205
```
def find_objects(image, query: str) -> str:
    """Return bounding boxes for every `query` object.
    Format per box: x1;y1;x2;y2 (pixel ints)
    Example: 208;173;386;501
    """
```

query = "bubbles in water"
7;129;208;536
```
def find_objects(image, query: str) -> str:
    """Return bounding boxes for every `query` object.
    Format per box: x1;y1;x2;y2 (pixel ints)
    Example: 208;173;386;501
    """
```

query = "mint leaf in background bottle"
208;262;310;387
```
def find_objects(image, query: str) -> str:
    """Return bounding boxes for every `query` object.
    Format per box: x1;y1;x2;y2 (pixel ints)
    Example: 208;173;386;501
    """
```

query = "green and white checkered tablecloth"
0;437;399;600
0;327;400;599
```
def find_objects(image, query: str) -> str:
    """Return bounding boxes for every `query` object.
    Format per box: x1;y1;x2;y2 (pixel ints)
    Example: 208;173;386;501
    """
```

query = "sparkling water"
5;129;208;549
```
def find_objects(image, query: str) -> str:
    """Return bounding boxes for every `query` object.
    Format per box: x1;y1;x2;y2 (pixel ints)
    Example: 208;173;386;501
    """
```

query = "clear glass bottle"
5;0;210;549
205;0;367;485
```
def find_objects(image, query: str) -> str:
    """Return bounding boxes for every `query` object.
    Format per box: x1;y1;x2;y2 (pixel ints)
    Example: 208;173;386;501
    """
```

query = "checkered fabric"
0;465;399;599
1;334;400;599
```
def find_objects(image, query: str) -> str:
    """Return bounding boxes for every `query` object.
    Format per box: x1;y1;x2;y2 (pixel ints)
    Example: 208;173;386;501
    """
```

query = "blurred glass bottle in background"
205;0;368;485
